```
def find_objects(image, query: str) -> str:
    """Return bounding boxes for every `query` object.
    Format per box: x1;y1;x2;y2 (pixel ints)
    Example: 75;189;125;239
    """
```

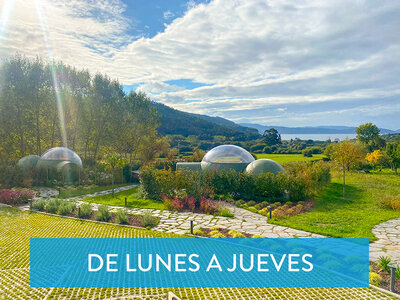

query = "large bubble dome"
37;147;83;169
201;145;255;172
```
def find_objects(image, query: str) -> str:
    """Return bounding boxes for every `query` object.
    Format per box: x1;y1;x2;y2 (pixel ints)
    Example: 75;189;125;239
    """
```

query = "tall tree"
263;128;281;146
385;142;400;174
356;123;380;150
332;140;364;198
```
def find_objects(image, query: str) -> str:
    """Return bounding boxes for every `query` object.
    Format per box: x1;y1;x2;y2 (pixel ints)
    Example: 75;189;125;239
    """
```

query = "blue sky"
1;0;399;129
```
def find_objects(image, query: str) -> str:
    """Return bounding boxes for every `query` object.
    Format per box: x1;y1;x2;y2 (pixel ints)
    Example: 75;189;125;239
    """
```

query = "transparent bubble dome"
41;147;82;167
201;145;255;164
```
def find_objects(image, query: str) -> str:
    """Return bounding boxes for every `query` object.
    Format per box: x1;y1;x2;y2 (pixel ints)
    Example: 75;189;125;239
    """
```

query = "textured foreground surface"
0;208;393;299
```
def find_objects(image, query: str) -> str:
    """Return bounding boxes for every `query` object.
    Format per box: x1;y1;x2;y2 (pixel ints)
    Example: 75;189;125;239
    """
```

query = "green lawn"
82;186;165;210
0;208;389;299
255;153;325;163
270;171;400;241
58;183;130;198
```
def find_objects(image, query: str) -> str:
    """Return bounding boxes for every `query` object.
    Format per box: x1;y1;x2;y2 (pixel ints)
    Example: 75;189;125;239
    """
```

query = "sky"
0;0;399;129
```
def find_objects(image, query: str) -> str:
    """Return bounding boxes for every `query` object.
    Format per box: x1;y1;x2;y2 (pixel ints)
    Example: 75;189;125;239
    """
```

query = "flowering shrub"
200;197;218;214
186;196;196;211
0;189;36;206
172;198;184;211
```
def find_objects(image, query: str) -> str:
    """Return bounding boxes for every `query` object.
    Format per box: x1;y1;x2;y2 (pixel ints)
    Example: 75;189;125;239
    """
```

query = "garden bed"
369;262;400;295
31;199;159;229
193;226;259;238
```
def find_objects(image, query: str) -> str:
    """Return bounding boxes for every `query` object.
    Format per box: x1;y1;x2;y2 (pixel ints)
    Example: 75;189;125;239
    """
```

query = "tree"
365;150;385;170
332;140;364;198
385;142;400;174
356;123;380;150
101;153;127;197
263;128;281;146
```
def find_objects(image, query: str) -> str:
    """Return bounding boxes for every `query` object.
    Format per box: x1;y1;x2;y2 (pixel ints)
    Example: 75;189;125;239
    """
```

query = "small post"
389;264;396;292
125;197;127;207
78;206;81;218
58;187;61;196
190;220;194;235
29;199;32;211
268;206;272;219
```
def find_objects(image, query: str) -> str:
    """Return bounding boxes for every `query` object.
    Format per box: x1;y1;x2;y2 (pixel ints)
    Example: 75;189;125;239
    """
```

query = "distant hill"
152;102;260;140
240;123;398;135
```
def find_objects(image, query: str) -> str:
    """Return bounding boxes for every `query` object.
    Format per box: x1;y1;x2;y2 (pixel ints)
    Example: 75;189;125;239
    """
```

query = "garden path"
370;218;400;264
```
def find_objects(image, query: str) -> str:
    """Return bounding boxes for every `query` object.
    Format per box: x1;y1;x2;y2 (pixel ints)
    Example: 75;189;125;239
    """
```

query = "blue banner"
30;238;369;288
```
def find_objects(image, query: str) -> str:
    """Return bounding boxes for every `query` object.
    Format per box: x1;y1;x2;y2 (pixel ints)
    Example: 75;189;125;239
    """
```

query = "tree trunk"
342;169;346;198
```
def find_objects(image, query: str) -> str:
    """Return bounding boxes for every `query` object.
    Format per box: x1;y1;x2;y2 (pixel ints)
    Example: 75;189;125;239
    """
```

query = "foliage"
214;208;234;218
0;56;159;172
44;199;63;214
0;189;35;206
369;272;382;286
396;267;400;280
58;202;75;216
142;212;159;228
79;203;93;218
32;199;46;211
228;230;246;238
356;123;380;144
200;198;219;214
263;128;281;146
385;141;400;174
332;140;364;197
186;148;206;162
377;256;391;273
193;228;206;236
210;232;226;238
378;195;400;211
115;209;129;224
95;205;110;222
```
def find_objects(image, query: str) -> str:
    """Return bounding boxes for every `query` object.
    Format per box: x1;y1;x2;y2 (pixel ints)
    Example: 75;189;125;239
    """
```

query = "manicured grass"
82;186;165;210
58;183;130;198
270;171;400;241
255;153;325;163
0;208;389;299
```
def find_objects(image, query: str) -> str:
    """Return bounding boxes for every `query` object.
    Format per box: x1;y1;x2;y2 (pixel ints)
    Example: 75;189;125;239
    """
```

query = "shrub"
246;200;256;207
214;208;234;218
58;201;75;216
142;212;158;228
172;198;184;211
0;189;36;206
200;198;218;214
193;229;206;236
210;225;220;231
185;196;196;211
252;234;263;238
377;256;391;273
116;209;129;224
228;230;245;238
45;199;62;214
32;199;46;211
369;272;382;286
378;195;400;211
211;232;226;238
209;230;220;236
79;203;92;218
95;205;110;222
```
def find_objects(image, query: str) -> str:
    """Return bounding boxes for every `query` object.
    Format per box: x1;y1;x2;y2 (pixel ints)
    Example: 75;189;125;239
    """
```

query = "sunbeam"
34;0;68;148
0;0;14;40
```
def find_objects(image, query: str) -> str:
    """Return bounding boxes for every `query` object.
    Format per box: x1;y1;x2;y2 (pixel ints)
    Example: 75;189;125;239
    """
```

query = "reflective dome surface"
17;155;40;171
245;159;284;176
40;147;82;167
202;145;255;163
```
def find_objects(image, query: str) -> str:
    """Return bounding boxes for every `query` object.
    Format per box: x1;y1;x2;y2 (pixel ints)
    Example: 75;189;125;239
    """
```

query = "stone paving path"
73;200;324;238
370;218;400;264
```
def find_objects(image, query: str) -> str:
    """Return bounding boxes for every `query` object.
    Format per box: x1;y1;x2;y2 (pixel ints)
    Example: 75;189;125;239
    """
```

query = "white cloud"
163;10;175;20
1;0;399;128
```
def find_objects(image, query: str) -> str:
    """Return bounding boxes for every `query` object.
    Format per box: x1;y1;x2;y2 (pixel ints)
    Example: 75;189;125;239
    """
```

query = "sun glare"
34;0;69;148
0;0;14;39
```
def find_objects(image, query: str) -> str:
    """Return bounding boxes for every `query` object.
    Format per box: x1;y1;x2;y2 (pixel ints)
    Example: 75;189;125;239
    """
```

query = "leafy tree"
356;123;380;150
263;128;281;146
100;152;127;197
332;140;364;198
365;150;386;170
385;142;400;174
